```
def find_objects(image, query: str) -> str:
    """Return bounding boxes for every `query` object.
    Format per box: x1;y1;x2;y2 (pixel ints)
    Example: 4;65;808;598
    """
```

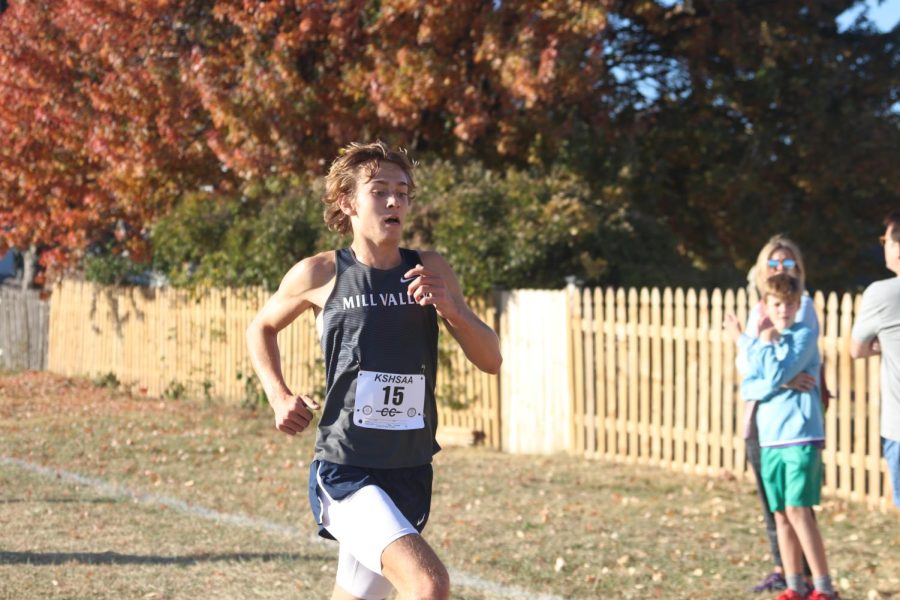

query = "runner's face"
348;162;410;244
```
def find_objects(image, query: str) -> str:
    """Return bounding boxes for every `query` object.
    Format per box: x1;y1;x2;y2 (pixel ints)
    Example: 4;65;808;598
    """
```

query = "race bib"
354;370;426;431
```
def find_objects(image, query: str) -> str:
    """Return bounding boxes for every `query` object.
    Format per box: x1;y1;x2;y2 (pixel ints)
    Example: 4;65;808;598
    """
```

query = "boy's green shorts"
760;444;823;512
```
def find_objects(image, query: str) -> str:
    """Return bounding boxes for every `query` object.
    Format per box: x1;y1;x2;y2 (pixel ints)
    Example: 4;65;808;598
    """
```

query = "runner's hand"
404;264;459;320
272;394;319;436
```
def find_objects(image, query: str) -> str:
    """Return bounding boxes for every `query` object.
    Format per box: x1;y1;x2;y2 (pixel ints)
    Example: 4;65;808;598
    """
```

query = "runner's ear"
338;193;356;216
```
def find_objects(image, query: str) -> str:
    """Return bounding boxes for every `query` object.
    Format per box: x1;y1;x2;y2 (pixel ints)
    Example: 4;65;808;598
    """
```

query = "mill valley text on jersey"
340;292;418;310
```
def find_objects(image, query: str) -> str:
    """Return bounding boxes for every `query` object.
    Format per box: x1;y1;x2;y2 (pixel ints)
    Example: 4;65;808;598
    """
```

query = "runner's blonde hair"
323;141;416;235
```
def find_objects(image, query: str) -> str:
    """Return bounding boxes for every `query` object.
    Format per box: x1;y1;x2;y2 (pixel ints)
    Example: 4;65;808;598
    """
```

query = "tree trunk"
21;244;37;290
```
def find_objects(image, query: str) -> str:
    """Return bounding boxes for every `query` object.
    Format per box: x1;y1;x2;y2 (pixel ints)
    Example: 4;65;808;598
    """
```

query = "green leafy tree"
410;161;700;294
607;0;899;289
150;177;322;290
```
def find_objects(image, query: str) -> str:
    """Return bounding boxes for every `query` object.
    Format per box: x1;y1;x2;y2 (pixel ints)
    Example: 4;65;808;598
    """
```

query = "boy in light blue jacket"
740;273;837;600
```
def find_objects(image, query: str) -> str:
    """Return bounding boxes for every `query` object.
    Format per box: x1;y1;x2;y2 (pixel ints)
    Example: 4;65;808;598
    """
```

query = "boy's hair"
884;211;900;242
322;141;417;235
762;273;802;305
753;234;806;294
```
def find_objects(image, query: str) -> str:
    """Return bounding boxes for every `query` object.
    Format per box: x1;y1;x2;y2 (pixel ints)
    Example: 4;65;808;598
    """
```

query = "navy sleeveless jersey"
314;247;440;468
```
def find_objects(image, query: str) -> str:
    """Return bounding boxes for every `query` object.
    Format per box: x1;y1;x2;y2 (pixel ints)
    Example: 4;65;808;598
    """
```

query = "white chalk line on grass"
1;456;565;600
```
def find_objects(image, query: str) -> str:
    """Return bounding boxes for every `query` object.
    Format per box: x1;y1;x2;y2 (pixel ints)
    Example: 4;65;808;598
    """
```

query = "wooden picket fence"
45;280;891;508
0;286;49;371
567;286;890;511
47;280;501;449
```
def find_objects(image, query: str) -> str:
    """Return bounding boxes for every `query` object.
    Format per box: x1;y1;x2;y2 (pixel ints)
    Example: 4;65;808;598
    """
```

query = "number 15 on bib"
354;370;426;430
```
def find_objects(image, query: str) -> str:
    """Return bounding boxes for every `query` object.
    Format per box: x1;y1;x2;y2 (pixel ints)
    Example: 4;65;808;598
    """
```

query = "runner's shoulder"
279;250;337;296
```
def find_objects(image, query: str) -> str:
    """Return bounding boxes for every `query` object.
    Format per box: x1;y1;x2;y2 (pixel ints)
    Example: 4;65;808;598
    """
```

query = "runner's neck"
349;240;403;270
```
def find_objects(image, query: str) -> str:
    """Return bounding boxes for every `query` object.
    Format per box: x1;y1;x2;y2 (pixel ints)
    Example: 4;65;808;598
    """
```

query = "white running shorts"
317;471;419;599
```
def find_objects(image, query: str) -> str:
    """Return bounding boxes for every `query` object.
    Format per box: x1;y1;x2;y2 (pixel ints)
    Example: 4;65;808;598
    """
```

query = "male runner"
247;141;502;599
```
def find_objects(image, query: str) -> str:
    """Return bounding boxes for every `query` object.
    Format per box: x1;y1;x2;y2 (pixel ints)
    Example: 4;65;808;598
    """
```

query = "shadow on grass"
0;551;310;566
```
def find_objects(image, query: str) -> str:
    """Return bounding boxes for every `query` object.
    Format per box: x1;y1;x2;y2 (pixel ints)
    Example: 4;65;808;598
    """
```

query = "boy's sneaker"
775;591;806;600
807;592;840;600
753;571;788;592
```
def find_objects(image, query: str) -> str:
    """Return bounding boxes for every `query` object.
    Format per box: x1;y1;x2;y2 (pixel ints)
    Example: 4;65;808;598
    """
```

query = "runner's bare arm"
246;251;335;434
408;251;502;374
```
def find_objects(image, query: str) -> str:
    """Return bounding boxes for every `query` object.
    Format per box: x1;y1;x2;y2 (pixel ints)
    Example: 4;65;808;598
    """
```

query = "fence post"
604;288;617;461
594;287;607;459
627;288;639;463
567;283;584;455
837;293;855;499
722;289;736;475
822;292;840;496
639;287;651;464
650;287;662;465
686;288;698;472
674;288;686;468
710;288;723;475
662;288;674;468
582;287;597;457
698;289;710;473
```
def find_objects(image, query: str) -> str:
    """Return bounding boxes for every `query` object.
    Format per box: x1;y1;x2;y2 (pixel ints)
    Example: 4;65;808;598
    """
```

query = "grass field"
1;371;897;599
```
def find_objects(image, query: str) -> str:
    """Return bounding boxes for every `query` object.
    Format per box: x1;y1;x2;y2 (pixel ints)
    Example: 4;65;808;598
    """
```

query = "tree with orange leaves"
0;0;616;282
0;1;232;280
0;1;895;290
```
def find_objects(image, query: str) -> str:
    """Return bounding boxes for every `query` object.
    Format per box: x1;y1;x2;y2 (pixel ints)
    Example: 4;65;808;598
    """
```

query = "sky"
622;0;899;108
837;0;900;31
654;0;899;32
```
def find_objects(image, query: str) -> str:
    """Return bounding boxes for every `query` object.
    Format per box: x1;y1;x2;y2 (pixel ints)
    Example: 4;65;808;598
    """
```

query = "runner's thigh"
321;483;417;574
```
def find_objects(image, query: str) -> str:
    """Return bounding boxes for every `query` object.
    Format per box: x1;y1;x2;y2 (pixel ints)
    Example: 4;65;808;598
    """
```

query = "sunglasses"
767;258;797;270
880;235;887;246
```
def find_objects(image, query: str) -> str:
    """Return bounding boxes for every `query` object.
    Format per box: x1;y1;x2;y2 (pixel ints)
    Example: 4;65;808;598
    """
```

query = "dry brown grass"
1;371;898;599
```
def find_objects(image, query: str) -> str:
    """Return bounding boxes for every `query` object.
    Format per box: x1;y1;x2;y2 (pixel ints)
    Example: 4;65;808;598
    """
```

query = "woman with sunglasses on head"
725;235;823;596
